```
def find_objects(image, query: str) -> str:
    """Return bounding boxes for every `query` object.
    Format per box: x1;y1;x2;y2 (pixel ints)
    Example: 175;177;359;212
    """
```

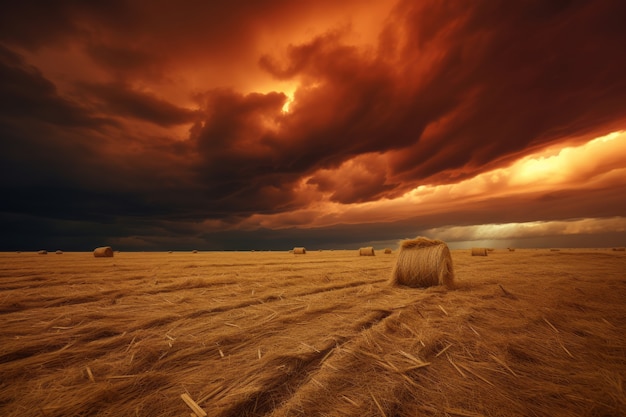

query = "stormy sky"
1;0;625;251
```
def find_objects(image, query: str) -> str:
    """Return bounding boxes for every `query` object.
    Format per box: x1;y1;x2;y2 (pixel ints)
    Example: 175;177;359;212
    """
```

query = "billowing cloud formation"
234;131;626;229
1;0;626;250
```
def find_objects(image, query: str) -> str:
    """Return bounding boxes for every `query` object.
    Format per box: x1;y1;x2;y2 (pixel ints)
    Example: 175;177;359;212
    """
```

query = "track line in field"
206;309;395;417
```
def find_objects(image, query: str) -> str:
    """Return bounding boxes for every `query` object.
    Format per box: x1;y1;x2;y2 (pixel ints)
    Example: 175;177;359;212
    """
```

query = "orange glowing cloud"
233;131;626;232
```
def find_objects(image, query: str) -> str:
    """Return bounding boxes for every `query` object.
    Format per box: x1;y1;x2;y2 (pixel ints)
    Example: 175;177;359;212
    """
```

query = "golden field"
0;248;625;416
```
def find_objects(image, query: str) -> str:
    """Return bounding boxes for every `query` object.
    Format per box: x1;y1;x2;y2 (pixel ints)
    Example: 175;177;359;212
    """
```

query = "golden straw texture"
391;237;454;288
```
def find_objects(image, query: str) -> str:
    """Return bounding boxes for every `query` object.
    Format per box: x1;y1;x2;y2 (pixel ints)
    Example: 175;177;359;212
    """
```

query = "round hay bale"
359;247;375;256
37;250;47;255
55;250;63;255
471;247;487;256
384;248;392;254
293;247;306;254
550;248;560;252
93;246;114;257
391;237;454;288
611;247;625;251
507;248;515;252
192;250;198;253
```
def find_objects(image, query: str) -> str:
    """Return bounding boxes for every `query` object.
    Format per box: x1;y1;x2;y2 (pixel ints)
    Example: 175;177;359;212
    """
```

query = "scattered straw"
435;343;454;357
444;407;486;417
370;391;388;417
558;340;575;359
342;395;358;406
300;342;321;353
490;354;518;377
398;350;429;368
456;363;495;387
85;366;95;383
498;284;517;299
180;393;207;417
543;317;559;333
446;354;467;378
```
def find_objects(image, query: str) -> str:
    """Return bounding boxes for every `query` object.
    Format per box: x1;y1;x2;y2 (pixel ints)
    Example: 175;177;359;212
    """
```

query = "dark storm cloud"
0;46;107;127
228;0;626;204
386;0;626;186
83;82;198;126
0;1;132;50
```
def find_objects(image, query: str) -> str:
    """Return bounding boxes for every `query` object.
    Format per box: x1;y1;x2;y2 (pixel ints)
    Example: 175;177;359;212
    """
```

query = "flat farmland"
0;249;625;416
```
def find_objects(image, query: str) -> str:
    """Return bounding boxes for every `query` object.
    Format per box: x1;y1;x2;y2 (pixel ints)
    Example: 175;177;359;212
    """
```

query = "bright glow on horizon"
232;130;626;238
423;217;626;242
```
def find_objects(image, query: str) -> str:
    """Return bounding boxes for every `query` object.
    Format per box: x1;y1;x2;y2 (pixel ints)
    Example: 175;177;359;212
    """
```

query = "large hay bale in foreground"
293;247;306;254
391;237;454;288
359;247;375;256
471;247;488;256
93;246;114;257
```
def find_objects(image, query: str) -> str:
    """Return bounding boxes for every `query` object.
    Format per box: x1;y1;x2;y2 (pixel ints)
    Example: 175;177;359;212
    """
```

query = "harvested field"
1;249;625;416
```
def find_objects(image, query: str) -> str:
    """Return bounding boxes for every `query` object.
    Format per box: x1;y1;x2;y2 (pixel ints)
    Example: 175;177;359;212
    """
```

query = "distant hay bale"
192;250;198;253
93;246;114;257
391;237;454;288
508;248;515;252
487;248;495;252
612;247;625;251
384;248;392;254
471;248;488;256
359;247;375;256
37;250;47;255
55;250;63;255
550;248;560;252
293;247;306;254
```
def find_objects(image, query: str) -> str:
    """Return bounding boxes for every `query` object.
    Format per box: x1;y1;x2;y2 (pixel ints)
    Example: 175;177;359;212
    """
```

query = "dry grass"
0;249;625;416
